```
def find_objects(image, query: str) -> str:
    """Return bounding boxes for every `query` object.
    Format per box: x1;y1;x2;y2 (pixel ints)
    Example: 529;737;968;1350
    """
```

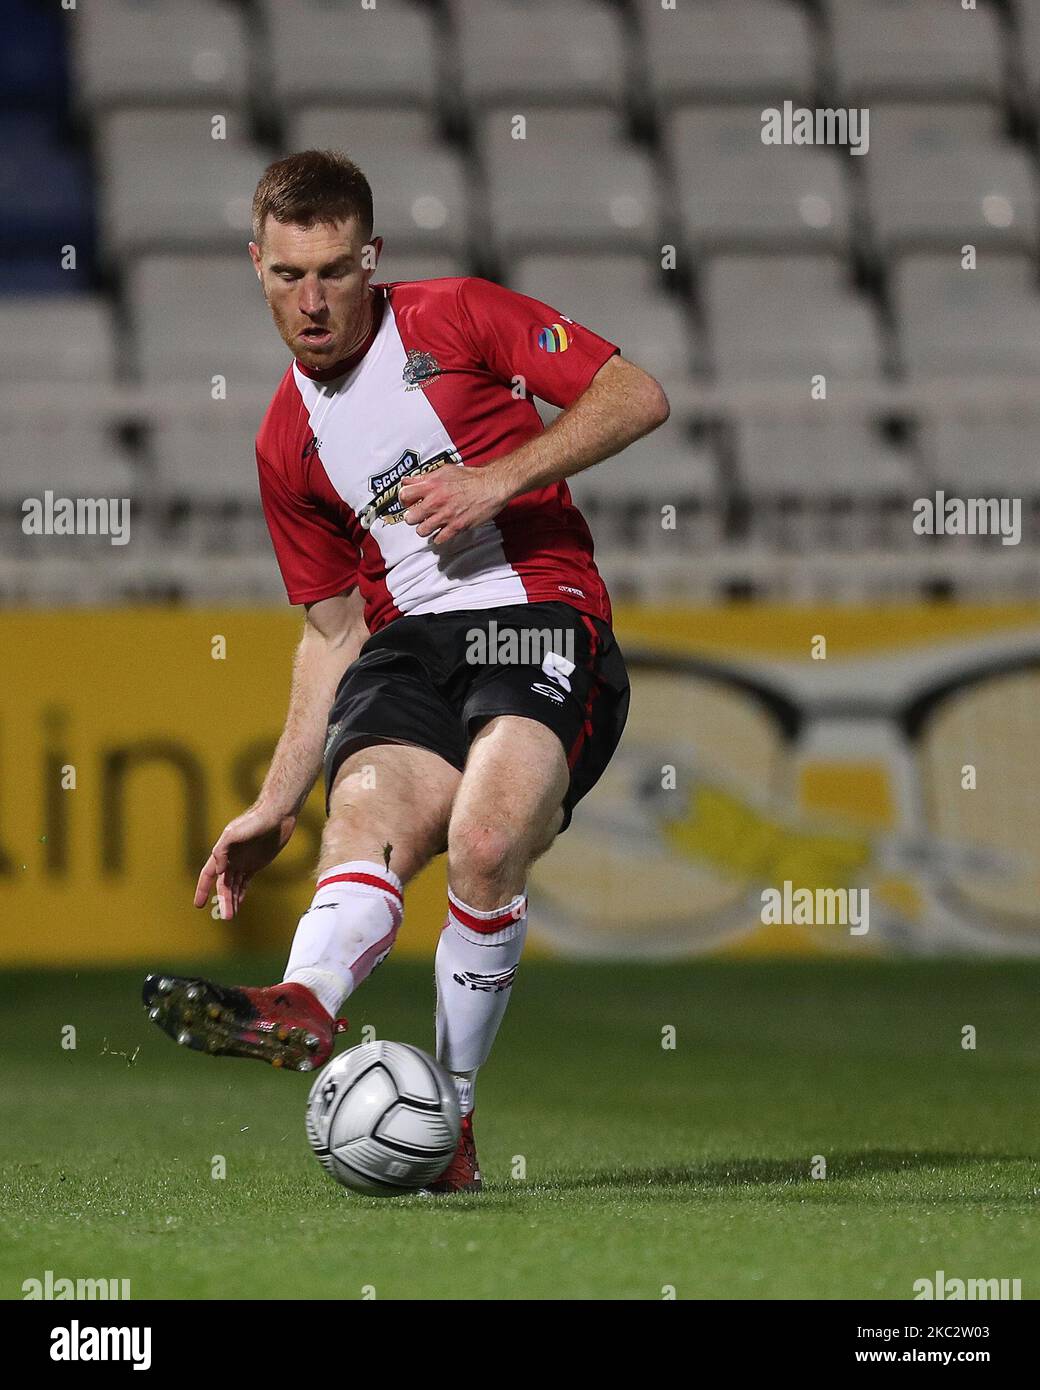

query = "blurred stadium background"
3;0;1040;965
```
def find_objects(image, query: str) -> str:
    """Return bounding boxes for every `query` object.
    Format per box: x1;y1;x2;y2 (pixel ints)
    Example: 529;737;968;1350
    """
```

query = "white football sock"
284;860;403;1017
451;1069;477;1117
435;888;527;1095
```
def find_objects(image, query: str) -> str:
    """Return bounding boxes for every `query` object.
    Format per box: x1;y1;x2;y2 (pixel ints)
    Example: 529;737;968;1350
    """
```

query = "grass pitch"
1;958;1037;1300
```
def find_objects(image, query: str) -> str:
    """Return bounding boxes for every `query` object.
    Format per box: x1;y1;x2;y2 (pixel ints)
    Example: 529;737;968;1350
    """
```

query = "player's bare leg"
427;715;568;1192
144;742;459;1071
316;739;459;880
448;716;567;905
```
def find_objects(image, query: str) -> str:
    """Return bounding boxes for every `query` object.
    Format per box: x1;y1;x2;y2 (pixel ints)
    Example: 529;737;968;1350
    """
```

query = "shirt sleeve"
455;277;619;409
256;445;360;605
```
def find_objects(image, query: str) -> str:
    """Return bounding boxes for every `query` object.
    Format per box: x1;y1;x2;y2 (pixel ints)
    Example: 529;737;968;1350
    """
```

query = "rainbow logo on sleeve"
537;323;570;353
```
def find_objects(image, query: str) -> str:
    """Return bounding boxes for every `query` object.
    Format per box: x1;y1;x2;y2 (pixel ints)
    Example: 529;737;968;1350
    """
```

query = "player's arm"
194;588;367;920
399;277;668;545
196;442;365;919
193;589;367;922
402;353;668;545
493;350;668;493
255;588;368;819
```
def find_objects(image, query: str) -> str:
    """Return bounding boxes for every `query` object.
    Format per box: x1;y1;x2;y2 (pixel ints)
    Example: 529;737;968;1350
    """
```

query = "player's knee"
447;818;520;887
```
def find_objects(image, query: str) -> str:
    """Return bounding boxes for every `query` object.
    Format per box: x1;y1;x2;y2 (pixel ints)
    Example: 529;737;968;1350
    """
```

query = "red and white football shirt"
255;276;619;634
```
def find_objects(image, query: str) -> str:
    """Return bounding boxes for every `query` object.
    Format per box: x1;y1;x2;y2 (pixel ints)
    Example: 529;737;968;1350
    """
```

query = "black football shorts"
322;601;630;833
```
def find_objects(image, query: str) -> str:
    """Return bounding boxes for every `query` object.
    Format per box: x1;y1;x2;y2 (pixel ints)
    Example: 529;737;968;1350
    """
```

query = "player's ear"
248;241;263;280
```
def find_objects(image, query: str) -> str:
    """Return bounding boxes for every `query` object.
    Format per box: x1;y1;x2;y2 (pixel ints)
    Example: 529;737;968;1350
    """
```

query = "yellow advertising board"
1;610;359;965
2;604;1039;966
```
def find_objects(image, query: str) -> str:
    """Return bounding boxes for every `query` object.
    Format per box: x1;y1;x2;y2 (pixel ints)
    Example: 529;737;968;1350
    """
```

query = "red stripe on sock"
315;871;403;901
449;898;527;934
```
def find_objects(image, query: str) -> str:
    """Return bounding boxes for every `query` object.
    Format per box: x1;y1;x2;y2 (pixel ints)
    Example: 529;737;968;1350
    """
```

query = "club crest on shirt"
402;348;441;390
360;447;462;530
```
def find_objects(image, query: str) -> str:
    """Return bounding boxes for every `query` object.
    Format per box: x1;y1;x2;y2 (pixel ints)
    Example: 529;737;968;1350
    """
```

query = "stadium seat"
920;410;1040;491
894;254;1040;380
479;107;659;253
668;106;852;253
151;406;267;505
0;0;65;110
863;116;1038;254
513;253;696;397
1017;0;1040;103
70;0;250;110
826;0;1004;100
638;0;814;104
704;255;884;383
128;552;287;603
600;417;720;497
3;259;87;296
569;419;720;508
0;555;126;606
734;412;921;554
867;102;1008;152
0;111;61;147
127;254;291;387
566;417;722;553
0;418;137;507
291;105;434;160
733;414;918;497
290;107;471;252
0;296;116;384
96;110;269;257
259;0;440;107
0;116;92;254
449;0;626;108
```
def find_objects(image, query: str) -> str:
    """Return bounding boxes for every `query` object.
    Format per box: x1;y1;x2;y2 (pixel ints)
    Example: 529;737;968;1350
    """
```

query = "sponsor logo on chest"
360;447;461;530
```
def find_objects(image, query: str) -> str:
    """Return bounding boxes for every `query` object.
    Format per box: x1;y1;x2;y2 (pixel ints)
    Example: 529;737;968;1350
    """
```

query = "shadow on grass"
533;1150;1032;1195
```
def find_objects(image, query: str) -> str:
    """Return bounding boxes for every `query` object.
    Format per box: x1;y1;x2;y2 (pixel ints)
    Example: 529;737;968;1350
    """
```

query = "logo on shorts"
301;434;322;461
360;447;461;530
530;681;567;704
537;323;570;353
324;718;347;757
402;348;441;390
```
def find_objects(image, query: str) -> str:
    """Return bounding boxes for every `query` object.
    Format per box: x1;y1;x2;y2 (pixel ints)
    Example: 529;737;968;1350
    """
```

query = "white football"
305;1040;461;1195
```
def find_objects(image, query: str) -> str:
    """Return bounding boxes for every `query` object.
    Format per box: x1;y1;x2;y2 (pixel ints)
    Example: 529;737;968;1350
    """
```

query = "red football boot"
142;974;347;1072
423;1111;482;1194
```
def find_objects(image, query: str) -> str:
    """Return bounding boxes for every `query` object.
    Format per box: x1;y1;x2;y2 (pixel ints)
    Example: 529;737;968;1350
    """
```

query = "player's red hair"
252;149;374;245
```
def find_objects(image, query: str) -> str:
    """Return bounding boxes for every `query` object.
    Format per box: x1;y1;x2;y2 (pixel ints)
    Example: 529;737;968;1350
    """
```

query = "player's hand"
193;804;298;920
399;463;510;547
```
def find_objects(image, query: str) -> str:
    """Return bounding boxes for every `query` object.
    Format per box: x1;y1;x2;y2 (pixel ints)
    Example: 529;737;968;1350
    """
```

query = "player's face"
249;216;382;369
